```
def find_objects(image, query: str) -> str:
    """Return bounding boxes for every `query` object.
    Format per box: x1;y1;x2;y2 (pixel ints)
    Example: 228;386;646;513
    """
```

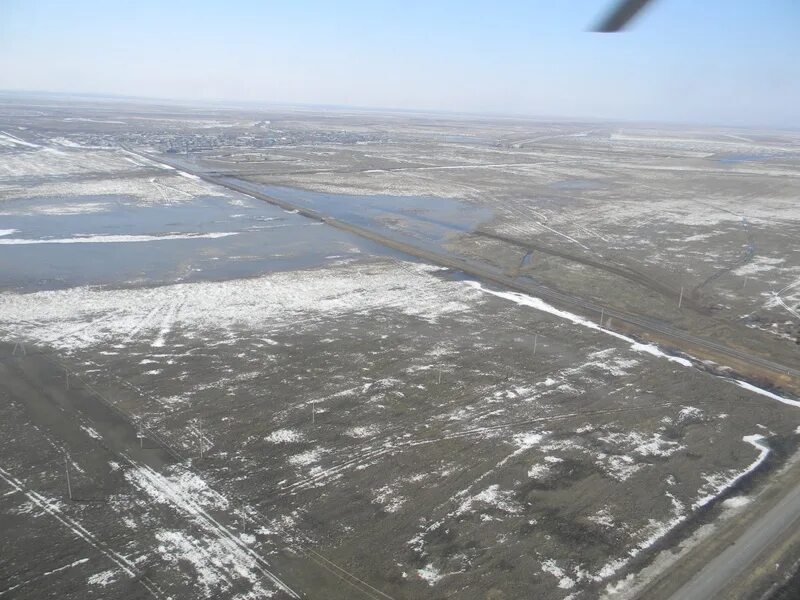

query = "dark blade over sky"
593;0;656;31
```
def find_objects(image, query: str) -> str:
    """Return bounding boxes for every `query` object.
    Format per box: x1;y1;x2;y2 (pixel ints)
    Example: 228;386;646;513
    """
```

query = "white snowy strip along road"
468;282;800;408
667;463;800;600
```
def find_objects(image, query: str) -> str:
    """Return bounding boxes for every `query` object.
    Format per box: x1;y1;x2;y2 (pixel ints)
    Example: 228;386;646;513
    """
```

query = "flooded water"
0;191;387;292
521;250;534;268
715;153;775;165
1;166;494;293
551;178;605;190
223;180;492;249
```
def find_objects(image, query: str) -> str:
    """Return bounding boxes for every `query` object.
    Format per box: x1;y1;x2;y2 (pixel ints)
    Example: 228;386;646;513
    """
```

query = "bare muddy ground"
1;95;799;599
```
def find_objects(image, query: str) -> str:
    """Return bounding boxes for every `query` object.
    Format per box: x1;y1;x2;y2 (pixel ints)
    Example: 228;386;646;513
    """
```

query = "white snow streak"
734;380;800;408
125;462;298;598
0;466;161;598
0;232;238;245
692;434;770;510
465;281;799;408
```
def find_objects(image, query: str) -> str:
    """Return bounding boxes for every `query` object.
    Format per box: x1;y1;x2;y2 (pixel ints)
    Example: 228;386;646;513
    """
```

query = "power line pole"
198;418;204;459
533;333;538;355
64;455;73;501
678;286;684;309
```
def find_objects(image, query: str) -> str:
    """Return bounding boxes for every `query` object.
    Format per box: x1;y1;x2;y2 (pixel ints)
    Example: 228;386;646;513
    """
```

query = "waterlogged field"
1;101;799;599
215;122;800;358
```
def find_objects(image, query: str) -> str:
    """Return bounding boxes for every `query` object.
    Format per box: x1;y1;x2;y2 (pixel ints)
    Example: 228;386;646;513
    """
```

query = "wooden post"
64;455;73;501
198;419;204;459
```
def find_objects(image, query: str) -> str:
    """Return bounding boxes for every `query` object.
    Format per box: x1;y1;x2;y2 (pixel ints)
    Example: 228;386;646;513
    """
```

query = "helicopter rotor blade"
592;0;656;32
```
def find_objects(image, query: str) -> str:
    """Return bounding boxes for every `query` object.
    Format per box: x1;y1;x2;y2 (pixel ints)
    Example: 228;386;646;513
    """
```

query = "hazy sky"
1;0;798;127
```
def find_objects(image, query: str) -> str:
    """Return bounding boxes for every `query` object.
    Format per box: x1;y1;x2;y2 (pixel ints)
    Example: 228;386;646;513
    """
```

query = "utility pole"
437;368;442;385
312;401;315;425
533;333;538;355
600;307;605;327
65;368;69;390
64;455;73;501
198;418;204;459
678;286;684;309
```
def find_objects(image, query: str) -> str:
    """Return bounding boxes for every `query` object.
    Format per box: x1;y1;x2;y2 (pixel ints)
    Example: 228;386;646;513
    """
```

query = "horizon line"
0;86;797;133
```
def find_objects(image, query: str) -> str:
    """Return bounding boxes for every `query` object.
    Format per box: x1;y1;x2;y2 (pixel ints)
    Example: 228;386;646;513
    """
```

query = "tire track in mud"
300;548;396;600
0;466;167;599
271;398;748;503
691;211;756;301
0;346;300;599
773;277;800;322
123;300;170;344
123;459;301;598
1;342;395;600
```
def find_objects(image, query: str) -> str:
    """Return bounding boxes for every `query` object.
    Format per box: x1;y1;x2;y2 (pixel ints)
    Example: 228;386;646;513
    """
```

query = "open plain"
0;94;799;599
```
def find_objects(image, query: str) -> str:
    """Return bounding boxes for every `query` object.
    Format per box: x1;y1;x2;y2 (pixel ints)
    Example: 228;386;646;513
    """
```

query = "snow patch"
541;559;576;590
722;495;751;509
345;425;380;439
0;261;478;352
87;569;117;587
288;449;324;467
417;563;443;585
266;429;303;444
455;484;520;516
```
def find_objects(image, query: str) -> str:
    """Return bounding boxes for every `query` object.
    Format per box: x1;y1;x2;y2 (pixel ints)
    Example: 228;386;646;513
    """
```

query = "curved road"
668;479;800;600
